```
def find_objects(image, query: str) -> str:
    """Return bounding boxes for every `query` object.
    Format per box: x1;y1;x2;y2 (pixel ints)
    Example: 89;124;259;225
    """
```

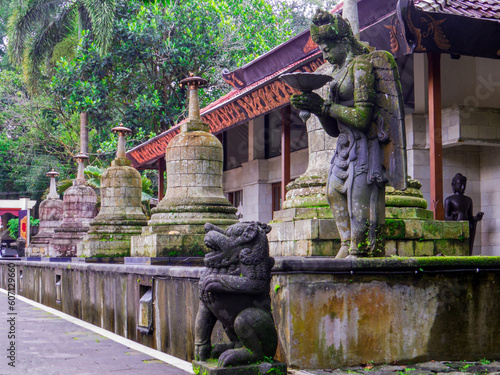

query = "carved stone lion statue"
194;221;278;367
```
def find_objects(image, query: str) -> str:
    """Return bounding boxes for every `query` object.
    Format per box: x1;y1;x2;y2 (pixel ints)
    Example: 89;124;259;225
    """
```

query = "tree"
1;0;296;202
51;0;294;132
0;69;75;202
7;0;117;92
8;0;118;159
268;0;339;34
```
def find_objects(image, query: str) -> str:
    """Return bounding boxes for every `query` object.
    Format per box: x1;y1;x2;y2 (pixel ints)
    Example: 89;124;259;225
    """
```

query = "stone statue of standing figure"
290;10;407;258
445;173;483;255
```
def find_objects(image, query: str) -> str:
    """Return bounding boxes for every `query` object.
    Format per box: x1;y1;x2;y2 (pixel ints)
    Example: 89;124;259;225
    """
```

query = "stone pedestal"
81;128;148;257
192;361;287;375
49;156;97;257
270;62;338;257
131;77;237;257
384;179;469;257
28;199;63;256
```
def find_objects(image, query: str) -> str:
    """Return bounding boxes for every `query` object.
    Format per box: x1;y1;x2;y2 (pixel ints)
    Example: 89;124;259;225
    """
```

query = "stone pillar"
80;126;148;257
49;154;97;257
131;77;238;257
269;63;340;257
27;170;63;256
343;0;360;39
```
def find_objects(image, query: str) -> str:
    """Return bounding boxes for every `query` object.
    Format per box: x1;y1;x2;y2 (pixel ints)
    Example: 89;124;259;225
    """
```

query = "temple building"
127;0;500;256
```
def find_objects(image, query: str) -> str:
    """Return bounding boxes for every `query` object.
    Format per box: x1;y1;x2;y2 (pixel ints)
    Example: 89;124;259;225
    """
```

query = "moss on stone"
385;219;405;240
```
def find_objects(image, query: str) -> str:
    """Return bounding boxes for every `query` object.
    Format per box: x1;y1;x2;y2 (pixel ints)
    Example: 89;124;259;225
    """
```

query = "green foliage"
7;218;18;239
0;70;76;201
51;0;294;131
7;216;39;239
7;0;118;93
84;165;104;189
1;0;297;201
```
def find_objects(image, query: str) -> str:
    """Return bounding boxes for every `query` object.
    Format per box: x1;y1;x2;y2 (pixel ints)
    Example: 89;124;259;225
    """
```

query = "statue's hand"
475;212;484;221
290;92;324;114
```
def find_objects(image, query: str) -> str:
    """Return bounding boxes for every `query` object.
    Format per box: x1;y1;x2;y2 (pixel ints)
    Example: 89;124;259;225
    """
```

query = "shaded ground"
0;296;190;374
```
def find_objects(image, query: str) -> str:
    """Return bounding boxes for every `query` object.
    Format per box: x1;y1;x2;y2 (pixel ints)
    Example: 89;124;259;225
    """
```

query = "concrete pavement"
0;290;192;374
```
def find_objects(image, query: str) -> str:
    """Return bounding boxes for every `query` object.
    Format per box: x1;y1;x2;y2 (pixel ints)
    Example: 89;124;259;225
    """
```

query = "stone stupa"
26;169;64;256
80;126;148;257
131;76;238;257
49;154;97;257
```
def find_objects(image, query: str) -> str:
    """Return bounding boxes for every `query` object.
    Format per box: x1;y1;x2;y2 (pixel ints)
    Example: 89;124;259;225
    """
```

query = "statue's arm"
467;197;484;222
318;115;340;137
324;60;375;132
444;198;456;220
204;274;266;295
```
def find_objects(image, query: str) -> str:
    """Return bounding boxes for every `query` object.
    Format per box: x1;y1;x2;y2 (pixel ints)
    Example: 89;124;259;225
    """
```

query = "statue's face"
453;178;466;194
318;41;347;66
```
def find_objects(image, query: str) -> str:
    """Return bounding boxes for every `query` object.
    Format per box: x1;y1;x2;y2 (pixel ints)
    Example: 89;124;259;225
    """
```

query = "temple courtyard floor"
0;290;498;375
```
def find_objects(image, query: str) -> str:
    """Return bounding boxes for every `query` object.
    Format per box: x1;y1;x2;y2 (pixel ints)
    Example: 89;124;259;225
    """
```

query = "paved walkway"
0;292;191;375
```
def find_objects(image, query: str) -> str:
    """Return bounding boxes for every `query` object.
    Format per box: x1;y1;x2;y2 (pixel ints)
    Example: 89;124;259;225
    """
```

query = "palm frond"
23;4;78;93
84;165;103;189
56;178;74;195
82;0;117;54
8;0;74;65
84;165;104;178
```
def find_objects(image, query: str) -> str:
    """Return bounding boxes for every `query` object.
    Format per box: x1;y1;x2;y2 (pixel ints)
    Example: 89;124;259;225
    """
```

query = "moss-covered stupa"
49;154;97;257
80;126;148;257
27;169;63;256
131;76;238;257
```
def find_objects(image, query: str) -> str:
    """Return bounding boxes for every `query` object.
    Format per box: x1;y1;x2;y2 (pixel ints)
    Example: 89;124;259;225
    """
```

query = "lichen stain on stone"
287;276;440;368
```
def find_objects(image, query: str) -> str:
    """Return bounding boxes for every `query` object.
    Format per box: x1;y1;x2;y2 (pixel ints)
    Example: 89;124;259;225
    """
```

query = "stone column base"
385;207;470;256
269;207;340;257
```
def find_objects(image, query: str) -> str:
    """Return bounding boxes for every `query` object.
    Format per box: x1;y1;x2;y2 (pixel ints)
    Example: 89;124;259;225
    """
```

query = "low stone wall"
1;257;500;369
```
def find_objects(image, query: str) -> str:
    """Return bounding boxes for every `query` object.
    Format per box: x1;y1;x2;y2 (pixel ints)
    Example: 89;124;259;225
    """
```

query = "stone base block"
272;207;332;222
269;218;340;257
131;232;207;257
385;218;469;256
49;229;88;257
192;361;286;375
80;234;134;257
27;243;49;257
386;207;433;220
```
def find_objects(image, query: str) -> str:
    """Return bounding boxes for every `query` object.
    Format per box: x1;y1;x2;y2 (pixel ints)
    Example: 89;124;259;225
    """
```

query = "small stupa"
80;126;148;257
131;76;238;257
27;169;64;256
49;154;97;257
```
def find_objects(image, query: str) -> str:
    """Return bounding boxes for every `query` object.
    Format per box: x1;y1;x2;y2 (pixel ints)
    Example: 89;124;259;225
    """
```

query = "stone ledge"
193;361;286;375
5;256;500;276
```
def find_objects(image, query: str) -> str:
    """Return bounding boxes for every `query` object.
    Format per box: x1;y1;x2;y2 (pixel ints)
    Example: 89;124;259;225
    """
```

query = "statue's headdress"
310;9;354;44
452;173;467;186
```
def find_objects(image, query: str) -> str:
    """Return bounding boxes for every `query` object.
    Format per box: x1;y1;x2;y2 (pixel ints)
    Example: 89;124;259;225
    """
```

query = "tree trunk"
80;112;88;154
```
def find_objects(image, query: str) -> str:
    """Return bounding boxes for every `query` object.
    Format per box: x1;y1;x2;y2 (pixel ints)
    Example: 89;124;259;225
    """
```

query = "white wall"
480;147;500;256
222;148;309;223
